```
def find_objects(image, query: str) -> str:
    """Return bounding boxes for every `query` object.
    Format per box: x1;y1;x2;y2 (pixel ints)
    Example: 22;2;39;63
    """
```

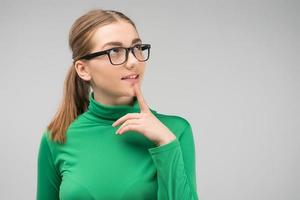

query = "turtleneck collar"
86;91;157;122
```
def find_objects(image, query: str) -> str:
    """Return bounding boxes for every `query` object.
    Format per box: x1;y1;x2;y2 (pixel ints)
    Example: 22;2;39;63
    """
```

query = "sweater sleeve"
36;132;61;200
148;123;199;200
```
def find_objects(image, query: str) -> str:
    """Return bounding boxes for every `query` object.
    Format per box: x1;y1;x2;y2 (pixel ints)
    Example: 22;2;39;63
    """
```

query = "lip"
121;73;139;80
121;74;139;84
121;73;139;79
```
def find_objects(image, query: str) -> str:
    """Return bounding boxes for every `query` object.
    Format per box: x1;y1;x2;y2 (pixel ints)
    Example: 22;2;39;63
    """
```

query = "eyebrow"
101;38;142;49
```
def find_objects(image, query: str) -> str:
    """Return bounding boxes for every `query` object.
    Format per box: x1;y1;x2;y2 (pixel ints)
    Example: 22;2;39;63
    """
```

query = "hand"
112;83;176;146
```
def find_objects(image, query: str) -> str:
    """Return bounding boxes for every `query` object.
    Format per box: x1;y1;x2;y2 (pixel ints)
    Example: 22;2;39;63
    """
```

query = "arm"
148;122;199;200
36;132;61;200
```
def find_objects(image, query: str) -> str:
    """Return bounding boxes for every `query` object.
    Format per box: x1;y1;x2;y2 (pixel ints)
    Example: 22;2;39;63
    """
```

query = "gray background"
0;0;299;199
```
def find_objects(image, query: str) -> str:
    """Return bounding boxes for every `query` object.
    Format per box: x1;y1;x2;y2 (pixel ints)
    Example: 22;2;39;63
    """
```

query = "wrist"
156;133;176;146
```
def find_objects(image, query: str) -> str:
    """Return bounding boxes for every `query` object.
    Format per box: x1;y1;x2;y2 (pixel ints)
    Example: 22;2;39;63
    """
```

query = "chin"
126;89;136;97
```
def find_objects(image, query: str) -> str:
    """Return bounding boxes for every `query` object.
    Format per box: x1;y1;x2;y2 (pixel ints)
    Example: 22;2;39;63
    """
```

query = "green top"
36;92;199;200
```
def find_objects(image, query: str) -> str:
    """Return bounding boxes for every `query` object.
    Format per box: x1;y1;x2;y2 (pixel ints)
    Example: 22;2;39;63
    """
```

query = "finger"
117;124;138;135
112;113;140;127
134;83;150;113
116;119;140;134
117;122;144;135
116;118;138;132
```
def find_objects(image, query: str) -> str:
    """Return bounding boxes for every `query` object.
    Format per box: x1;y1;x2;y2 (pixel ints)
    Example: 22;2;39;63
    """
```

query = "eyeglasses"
76;43;151;65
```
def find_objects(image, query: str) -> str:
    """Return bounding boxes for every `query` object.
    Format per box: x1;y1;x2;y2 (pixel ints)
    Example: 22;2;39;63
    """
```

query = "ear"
74;60;91;81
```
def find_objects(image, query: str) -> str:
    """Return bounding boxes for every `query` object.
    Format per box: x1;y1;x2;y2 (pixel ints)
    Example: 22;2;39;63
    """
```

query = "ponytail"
46;64;90;144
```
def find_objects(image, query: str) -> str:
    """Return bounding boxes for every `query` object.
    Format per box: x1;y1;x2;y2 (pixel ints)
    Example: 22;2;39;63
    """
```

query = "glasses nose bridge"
125;46;137;61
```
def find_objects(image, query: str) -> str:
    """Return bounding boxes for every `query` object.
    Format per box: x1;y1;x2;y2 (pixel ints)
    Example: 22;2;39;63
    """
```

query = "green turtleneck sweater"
36;92;199;200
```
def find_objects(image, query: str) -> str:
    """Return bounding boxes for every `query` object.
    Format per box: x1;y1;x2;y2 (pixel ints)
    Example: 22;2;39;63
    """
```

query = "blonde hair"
47;9;137;144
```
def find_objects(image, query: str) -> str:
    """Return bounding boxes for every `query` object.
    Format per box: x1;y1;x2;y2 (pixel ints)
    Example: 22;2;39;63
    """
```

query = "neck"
85;91;157;122
93;90;135;107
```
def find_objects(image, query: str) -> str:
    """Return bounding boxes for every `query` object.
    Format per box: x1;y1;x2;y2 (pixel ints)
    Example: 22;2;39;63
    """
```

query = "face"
74;20;146;105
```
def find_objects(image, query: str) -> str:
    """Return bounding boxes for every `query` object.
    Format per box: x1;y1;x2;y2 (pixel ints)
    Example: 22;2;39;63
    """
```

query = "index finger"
134;83;150;113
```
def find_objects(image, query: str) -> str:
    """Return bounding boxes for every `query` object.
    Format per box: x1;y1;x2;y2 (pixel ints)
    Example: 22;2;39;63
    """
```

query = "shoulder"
38;130;54;149
37;130;55;159
39;130;52;145
154;112;192;137
156;112;190;126
38;129;64;152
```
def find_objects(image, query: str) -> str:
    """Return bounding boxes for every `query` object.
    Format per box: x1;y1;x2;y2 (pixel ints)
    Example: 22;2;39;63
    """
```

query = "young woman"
36;9;199;200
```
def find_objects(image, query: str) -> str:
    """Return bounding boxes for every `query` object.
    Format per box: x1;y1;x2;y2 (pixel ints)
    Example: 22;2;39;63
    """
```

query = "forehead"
91;20;140;50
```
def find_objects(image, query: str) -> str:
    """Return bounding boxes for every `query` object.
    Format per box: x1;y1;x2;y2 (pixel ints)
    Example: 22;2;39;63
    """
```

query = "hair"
46;9;137;144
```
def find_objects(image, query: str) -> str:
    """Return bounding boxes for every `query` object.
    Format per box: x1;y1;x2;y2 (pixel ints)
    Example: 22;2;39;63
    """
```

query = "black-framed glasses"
76;43;151;65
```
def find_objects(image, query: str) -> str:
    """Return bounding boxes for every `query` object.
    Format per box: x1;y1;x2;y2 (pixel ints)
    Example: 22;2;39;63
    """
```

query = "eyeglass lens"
109;45;149;65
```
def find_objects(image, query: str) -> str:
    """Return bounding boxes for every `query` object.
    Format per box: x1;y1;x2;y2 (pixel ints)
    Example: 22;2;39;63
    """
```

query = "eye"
109;47;125;57
110;47;122;53
133;44;142;50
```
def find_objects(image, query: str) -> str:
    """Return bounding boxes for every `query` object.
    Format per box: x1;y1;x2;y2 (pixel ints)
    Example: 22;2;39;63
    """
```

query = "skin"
74;20;176;146
113;83;176;146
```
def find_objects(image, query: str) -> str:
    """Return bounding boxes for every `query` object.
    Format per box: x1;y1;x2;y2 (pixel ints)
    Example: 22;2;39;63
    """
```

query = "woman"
36;9;199;200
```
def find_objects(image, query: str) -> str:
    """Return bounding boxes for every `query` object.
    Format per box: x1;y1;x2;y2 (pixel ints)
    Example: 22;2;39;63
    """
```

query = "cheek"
89;62;145;95
91;68;127;92
92;70;117;87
